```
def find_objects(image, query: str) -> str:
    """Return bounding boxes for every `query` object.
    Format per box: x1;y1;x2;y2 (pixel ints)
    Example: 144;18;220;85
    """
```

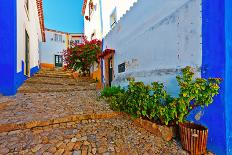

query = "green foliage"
102;66;222;126
175;66;222;123
101;86;125;98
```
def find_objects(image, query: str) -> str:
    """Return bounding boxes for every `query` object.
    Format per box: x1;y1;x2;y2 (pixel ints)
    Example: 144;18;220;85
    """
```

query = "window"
118;63;125;73
59;35;62;42
25;0;29;11
75;40;80;44
54;34;62;42
89;0;94;18
54;34;58;42
110;9;117;29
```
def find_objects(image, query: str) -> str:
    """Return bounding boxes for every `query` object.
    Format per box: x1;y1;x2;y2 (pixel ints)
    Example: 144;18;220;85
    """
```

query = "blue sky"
43;0;84;33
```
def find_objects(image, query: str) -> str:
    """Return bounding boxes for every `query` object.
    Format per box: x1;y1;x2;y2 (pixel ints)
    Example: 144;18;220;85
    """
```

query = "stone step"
17;86;96;93
25;80;76;86
34;74;73;79
0;112;122;133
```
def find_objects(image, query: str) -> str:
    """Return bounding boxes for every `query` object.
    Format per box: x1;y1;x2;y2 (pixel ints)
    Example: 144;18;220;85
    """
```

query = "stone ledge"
132;116;177;141
0;112;122;133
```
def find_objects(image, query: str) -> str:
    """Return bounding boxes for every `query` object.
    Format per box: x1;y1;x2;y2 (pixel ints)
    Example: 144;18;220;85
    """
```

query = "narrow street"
0;70;185;155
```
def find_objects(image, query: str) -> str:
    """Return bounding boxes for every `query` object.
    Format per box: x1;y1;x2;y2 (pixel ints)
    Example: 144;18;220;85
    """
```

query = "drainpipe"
99;0;105;87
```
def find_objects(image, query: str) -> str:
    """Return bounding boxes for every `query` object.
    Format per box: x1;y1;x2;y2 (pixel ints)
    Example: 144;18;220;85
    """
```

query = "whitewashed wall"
84;0;102;40
40;30;67;65
103;0;202;96
101;0;138;37
17;0;42;73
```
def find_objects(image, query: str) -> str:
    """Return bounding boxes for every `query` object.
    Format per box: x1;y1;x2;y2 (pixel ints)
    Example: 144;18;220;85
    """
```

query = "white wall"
40;30;67;65
103;0;202;96
101;0;138;37
84;0;102;40
17;0;42;73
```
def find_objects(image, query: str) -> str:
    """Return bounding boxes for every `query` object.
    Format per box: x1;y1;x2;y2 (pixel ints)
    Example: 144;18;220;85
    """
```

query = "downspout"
99;0;105;87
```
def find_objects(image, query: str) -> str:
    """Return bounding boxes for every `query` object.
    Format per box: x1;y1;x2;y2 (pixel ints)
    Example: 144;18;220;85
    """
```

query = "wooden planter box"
179;122;208;155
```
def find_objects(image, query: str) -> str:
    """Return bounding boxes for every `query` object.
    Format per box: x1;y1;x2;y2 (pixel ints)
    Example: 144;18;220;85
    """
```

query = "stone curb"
0;112;122;133
132;117;177;141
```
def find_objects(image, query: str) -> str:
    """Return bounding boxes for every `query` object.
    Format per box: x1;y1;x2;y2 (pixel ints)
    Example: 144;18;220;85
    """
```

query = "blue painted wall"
0;0;40;96
201;0;226;154
188;0;232;154
225;0;232;154
0;0;17;96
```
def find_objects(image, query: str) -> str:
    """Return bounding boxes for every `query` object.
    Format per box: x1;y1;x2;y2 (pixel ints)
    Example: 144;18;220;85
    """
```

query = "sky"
43;0;84;33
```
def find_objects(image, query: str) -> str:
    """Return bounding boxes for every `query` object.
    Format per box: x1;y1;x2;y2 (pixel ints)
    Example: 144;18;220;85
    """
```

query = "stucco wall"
17;0;42;73
84;0;102;40
103;0;202;96
40;30;67;65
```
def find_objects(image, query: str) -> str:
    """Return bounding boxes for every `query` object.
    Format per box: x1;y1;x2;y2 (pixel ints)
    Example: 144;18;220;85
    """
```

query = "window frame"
110;8;117;29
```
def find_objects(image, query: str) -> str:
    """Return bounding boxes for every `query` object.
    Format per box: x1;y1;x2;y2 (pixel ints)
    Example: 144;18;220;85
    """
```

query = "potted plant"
89;0;94;10
176;66;222;155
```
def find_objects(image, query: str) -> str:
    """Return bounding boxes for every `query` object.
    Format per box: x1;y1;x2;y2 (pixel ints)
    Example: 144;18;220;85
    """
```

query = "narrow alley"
0;69;185;154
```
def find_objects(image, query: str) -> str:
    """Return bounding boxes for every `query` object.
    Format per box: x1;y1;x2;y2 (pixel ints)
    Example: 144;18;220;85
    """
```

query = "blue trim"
15;61;27;89
99;0;103;34
101;38;104;85
30;66;39;77
0;0;17;96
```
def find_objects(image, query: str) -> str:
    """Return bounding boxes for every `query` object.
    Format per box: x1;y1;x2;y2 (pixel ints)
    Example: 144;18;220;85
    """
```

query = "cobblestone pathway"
0;69;186;155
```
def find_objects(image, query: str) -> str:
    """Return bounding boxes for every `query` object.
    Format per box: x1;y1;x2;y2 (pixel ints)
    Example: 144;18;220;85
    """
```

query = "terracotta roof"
36;0;46;42
82;0;87;15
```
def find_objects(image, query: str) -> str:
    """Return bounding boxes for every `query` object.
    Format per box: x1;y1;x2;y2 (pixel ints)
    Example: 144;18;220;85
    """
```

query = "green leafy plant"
101;86;125;98
175;66;222;123
101;66;222;126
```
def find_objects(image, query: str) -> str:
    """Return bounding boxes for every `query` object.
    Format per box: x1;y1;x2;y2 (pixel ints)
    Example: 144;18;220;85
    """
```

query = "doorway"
55;55;63;67
25;30;30;76
108;57;113;87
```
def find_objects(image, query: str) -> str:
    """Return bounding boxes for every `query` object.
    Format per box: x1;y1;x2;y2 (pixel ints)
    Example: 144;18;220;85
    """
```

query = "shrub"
175;66;222;123
101;86;125;98
63;37;102;76
102;66;222;126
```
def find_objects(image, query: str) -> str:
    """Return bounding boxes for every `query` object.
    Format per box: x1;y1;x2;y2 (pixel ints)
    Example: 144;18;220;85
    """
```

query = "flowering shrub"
63;37;102;76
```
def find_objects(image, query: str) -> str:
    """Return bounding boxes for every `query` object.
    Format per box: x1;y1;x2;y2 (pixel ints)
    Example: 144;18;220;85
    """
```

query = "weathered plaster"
104;0;202;96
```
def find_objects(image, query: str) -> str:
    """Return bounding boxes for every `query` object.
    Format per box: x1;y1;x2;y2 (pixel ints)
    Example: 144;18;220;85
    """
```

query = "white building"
101;0;137;37
0;0;45;95
103;0;202;95
82;0;102;40
39;28;69;69
82;0;137;86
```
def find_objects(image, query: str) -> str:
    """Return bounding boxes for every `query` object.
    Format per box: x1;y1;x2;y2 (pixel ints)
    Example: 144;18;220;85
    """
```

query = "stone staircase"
0;69;119;133
18;70;96;93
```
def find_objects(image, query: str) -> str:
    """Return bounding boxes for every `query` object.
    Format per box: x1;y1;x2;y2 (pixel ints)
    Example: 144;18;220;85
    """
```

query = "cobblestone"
0;71;112;125
0;70;186;154
0;116;185;154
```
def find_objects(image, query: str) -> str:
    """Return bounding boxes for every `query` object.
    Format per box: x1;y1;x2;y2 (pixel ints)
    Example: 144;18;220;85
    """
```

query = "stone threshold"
0;112;122;133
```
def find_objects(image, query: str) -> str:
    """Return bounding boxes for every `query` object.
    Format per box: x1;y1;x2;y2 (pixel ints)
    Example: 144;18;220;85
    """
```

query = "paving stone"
0;70;186;154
